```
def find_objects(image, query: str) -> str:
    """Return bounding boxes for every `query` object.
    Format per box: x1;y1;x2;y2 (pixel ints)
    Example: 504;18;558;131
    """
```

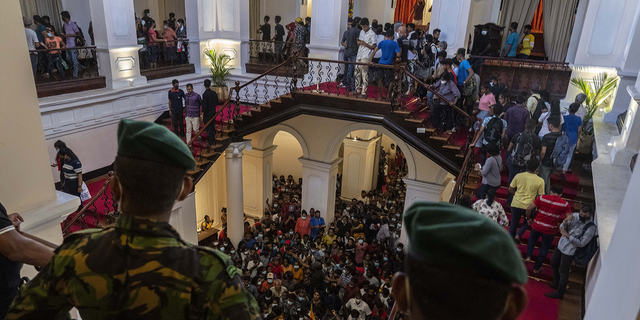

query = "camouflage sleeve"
6;248;73;319
201;251;260;320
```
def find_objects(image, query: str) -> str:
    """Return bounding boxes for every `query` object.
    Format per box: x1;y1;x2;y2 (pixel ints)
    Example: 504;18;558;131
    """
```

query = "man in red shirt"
525;185;571;273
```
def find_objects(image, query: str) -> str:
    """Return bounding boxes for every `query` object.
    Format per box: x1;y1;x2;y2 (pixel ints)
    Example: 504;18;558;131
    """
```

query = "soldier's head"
392;202;528;320
112;120;194;218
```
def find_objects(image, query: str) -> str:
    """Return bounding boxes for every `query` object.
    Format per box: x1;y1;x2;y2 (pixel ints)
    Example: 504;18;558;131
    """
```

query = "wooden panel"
140;64;196;81
36;77;107;98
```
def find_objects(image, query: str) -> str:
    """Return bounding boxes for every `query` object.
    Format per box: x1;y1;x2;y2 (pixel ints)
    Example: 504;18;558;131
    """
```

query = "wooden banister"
387;302;399;320
61;172;113;234
403;71;471;120
297;56;396;68
449;144;475;203
21;232;58;249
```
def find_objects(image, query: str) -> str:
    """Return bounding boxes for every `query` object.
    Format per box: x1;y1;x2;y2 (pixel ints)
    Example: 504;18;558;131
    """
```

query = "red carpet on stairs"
519;280;559;320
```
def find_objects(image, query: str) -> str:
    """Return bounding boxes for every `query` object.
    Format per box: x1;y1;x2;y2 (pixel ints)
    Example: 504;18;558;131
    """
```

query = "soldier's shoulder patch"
194;245;241;278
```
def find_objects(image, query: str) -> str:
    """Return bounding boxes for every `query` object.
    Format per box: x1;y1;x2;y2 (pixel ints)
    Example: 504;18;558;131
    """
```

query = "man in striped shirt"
525;185;571;273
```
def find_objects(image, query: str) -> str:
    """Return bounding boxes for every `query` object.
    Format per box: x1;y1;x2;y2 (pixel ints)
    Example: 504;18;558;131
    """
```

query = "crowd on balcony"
136;9;189;69
23;12;90;82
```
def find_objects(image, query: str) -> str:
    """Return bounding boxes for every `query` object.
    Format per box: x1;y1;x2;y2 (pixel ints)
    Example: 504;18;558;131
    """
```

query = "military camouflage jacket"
7;214;260;320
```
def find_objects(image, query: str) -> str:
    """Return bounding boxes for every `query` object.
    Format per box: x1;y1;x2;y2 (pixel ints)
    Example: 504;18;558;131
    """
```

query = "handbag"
80;182;91;201
463;77;476;96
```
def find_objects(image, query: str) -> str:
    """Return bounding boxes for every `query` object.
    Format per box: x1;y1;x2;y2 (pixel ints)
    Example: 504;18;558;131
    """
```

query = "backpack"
510;132;535;167
573;222;599;266
484;117;503;147
531;96;545;123
551;132;571;168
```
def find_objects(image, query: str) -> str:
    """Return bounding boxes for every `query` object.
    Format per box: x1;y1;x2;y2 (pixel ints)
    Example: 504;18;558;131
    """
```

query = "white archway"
256;124;311;158
322;123;417;180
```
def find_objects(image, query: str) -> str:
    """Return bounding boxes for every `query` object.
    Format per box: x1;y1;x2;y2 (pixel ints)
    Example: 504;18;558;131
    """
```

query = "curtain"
543;0;578;62
249;0;260;40
530;0;543;33
20;0;63;33
394;0;418;24
499;0;540;43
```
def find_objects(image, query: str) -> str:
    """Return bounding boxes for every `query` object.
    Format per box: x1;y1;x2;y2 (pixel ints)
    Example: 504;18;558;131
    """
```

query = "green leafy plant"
203;49;234;87
570;73;618;135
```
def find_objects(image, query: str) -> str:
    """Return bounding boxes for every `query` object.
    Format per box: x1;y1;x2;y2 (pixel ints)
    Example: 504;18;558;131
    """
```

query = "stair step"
215;135;230;141
187;168;203;176
249;106;261;112
442;145;462;150
195;159;211;167
201;150;222;158
455;153;465;158
240;111;252;116
260;103;272;108
404;118;423;123
429;135;449;142
395;110;412;115
281;93;292;99
269;98;282;104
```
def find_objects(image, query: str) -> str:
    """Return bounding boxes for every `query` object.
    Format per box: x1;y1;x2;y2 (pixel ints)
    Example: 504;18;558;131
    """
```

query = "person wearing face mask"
295;211;311;237
43;26;66;81
175;19;187;63
283;293;300;319
261;272;276;293
548;205;596;299
429;72;460;133
162;20;177;62
260;305;275;320
244;275;259;298
345;292;371;320
354;236;368;265
471;26;491;56
7;120;261;319
391;202;528;320
51;140;68;188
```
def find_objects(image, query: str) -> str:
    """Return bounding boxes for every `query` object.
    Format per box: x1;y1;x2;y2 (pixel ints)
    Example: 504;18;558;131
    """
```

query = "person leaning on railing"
147;19;160;68
43;26;66;82
162;20;177;62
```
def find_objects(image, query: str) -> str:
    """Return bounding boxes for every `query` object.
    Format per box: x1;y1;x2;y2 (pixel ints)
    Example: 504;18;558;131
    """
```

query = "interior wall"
353;0;393;24
465;0;501;51
273;131;304;180
61;0;92;42
264;0;299;34
134;0;184;23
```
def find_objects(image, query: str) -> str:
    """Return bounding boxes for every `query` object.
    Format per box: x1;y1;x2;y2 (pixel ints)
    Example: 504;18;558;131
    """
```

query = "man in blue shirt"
369;29;401;87
455;48;474;114
502;22;519;57
309;210;325;239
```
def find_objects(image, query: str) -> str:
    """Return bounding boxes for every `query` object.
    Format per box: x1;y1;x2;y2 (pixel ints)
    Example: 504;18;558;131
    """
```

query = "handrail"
449;143;475;203
387;302;398;320
404;71;471;119
61;172;113;234
139;39;190;45
29;46;97;53
187;58;294;147
297;56;396;68
22;232;58;249
468;55;570;66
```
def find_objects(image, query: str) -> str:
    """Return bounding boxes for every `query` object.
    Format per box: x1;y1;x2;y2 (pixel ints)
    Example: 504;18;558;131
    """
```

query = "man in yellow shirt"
517;25;534;59
508;158;544;241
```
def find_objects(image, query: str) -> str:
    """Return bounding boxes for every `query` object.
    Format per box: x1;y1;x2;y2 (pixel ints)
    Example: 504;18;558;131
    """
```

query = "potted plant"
203;49;234;102
570;73;618;153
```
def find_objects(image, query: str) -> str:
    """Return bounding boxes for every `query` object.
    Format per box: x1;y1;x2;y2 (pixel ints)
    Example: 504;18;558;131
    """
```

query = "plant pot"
212;85;229;103
576;132;594;154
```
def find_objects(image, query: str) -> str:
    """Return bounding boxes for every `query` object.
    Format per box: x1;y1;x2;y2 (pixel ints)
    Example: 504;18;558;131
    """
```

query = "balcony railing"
138;39;195;80
246;40;307;76
29;46;106;98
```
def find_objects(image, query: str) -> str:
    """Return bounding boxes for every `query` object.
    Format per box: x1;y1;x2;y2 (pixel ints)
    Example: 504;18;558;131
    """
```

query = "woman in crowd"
472;188;509;226
538;99;564;138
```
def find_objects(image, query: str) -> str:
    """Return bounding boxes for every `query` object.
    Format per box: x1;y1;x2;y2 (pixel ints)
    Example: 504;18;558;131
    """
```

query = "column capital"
243;145;278;159
225;141;253;159
342;137;380;149
402;179;446;195
298;157;342;172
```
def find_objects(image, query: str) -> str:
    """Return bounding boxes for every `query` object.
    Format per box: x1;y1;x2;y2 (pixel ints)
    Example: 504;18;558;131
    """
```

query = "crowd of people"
198;158;409;320
23;12;88;82
136;9;188;68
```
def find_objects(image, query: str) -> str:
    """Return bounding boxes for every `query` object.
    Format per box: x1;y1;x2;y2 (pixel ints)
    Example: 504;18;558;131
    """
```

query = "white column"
307;0;349;60
398;179;445;246
299;158;342;224
609;80;640;165
340;137;380;201
242;146;277;217
186;0;250;74
89;0;147;89
584;167;640;319
429;0;473;52
225;141;253;246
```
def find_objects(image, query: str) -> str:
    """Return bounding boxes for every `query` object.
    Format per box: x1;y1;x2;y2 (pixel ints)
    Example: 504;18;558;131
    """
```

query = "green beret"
117;119;196;170
404;202;527;284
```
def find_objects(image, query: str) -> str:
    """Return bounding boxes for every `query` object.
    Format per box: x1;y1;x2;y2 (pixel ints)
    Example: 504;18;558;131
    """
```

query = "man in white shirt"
345;292;372;320
354;18;377;97
372;25;384;63
574;93;588;120
23;17;43;79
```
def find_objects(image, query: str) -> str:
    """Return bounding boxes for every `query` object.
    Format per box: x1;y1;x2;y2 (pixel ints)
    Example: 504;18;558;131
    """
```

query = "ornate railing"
29;46;100;84
61;172;119;237
139;39;191;70
248;40;306;66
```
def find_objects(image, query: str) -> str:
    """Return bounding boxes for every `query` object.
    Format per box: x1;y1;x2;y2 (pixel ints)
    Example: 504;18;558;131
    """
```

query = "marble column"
89;0;147;89
307;0;349;60
299;158;342;224
609;73;640;166
429;0;473;53
185;0;250;74
242;146;277;217
225;141;253;246
340;137;380;201
398;179;445;246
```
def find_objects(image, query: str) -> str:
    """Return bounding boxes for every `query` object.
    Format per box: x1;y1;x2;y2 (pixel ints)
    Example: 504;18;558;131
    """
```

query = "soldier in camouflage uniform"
7;119;260;320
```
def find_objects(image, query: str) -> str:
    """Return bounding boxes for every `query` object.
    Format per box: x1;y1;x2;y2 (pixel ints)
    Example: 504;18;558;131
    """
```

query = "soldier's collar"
116;213;180;238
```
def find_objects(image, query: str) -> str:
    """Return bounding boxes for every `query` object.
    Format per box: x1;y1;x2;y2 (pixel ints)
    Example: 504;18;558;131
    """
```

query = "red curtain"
531;0;544;33
394;0;418;24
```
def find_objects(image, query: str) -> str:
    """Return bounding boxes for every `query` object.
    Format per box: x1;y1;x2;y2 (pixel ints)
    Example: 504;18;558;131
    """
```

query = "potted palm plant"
203;49;234;103
570;73;618;153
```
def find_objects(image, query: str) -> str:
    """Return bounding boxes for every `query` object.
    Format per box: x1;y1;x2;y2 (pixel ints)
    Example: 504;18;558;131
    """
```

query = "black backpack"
573;222;599;266
484;117;503;147
510;132;535;167
531;96;545;123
